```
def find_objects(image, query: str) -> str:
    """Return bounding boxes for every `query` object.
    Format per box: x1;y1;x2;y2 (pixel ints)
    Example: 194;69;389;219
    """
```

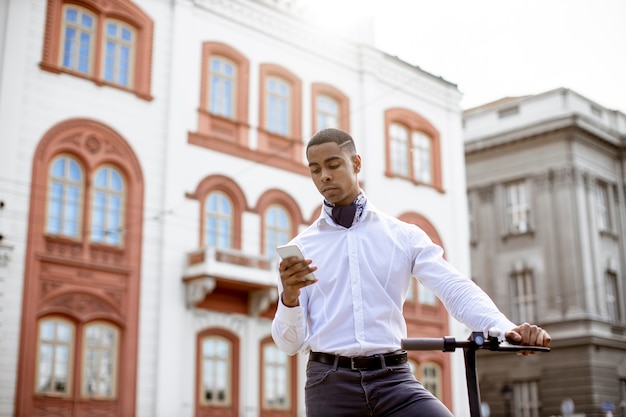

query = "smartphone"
276;244;316;281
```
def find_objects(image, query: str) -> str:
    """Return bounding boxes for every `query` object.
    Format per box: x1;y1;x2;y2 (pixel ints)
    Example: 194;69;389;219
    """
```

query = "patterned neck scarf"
323;192;366;228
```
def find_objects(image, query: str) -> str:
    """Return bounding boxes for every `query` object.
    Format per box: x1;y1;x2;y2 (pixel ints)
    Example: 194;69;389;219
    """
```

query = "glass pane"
81;13;93;28
57;322;72;342
66;8;77;22
68;160;81;180
107;22;117;36
95;168;107;187
78;32;90;73
51;159;65;177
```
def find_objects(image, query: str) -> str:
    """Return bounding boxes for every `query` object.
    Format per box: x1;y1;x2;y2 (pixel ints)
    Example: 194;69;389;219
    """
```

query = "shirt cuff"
276;296;304;322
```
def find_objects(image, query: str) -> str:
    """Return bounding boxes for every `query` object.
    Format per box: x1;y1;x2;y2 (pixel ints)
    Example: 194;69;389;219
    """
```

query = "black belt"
309;351;407;370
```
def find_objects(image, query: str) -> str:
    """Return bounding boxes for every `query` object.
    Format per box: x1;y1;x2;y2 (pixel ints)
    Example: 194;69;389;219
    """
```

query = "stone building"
464;88;626;417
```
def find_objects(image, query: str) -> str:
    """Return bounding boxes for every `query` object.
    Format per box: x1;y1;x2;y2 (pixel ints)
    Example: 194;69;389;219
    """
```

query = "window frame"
46;154;85;240
311;82;350;134
196;329;240;417
257;63;303;161
101;18;136;87
59;4;97;75
420;362;442;399
35;317;75;397
261;342;291;411
40;0;153;100
90;165;126;247
384;108;443;192
199;335;232;406
504;180;531;235
264;204;291;258
510;268;537;324
81;321;120;399
204;190;234;249
513;381;541;417
606;270;621;322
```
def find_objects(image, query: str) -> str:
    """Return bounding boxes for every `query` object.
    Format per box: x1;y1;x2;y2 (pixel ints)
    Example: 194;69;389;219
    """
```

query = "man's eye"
310;168;320;174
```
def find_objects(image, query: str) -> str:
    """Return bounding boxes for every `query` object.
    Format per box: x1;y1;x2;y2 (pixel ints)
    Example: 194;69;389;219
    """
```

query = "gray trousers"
305;359;455;417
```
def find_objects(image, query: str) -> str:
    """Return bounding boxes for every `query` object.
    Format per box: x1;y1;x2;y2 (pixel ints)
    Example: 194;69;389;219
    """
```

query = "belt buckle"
350;356;369;370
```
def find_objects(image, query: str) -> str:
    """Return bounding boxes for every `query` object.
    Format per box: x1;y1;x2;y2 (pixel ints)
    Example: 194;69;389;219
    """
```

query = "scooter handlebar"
401;338;445;351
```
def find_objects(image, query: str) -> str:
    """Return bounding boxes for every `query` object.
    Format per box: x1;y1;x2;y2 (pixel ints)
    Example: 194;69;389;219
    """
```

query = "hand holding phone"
276;244;316;281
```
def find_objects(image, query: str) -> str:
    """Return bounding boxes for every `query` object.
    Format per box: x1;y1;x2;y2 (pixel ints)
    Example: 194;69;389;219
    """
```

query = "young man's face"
306;142;361;206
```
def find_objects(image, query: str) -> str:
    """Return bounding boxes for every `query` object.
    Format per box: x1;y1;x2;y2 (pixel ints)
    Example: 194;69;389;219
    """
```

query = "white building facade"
0;1;472;416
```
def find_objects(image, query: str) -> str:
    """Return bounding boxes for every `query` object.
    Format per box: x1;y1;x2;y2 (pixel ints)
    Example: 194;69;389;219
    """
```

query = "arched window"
264;205;290;258
204;191;233;249
47;155;83;238
316;95;339;130
36;317;74;395
200;335;232;406
261;342;290;410
311;82;350;134
91;166;125;246
385;108;442;192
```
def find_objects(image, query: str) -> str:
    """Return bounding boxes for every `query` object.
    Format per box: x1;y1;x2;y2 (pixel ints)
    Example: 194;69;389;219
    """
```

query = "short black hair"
307;128;357;156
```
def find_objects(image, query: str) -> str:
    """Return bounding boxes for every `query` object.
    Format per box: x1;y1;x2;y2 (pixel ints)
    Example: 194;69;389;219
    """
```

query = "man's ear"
353;155;361;173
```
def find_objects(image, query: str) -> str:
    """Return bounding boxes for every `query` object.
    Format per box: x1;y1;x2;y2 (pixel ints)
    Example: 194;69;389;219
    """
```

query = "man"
271;128;551;416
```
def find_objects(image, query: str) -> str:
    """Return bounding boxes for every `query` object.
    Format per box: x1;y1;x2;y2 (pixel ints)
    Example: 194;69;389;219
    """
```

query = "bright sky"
304;0;626;113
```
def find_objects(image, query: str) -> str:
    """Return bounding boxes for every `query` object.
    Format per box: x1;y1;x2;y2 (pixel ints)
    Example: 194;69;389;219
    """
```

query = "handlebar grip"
401;338;444;351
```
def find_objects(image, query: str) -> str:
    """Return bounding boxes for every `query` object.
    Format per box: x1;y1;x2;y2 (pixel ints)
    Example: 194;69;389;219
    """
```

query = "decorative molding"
47;292;117;316
192;309;249;335
186;277;216;308
248;288;278;316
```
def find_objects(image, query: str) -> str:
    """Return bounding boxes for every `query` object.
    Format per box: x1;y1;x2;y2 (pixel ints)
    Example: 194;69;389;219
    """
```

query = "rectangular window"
421;363;441;399
103;20;135;87
412;131;432;184
505;181;530;234
209;57;236;118
468;192;477;242
36;319;74;395
316;95;339;130
596;181;611;231
61;5;96;74
513;381;540;417
511;270;536;323
266;77;290;136
83;323;119;398
389;123;410;177
607;271;621;322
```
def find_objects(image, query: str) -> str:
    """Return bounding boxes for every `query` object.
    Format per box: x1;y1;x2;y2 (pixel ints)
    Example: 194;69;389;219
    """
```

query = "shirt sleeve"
271;296;307;355
411;229;517;337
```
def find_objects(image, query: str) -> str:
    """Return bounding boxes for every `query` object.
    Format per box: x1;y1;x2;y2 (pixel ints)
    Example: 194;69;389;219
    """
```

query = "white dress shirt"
271;198;516;356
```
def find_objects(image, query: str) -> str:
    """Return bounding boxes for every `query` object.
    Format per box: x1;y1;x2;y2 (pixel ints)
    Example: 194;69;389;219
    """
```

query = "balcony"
182;247;278;317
